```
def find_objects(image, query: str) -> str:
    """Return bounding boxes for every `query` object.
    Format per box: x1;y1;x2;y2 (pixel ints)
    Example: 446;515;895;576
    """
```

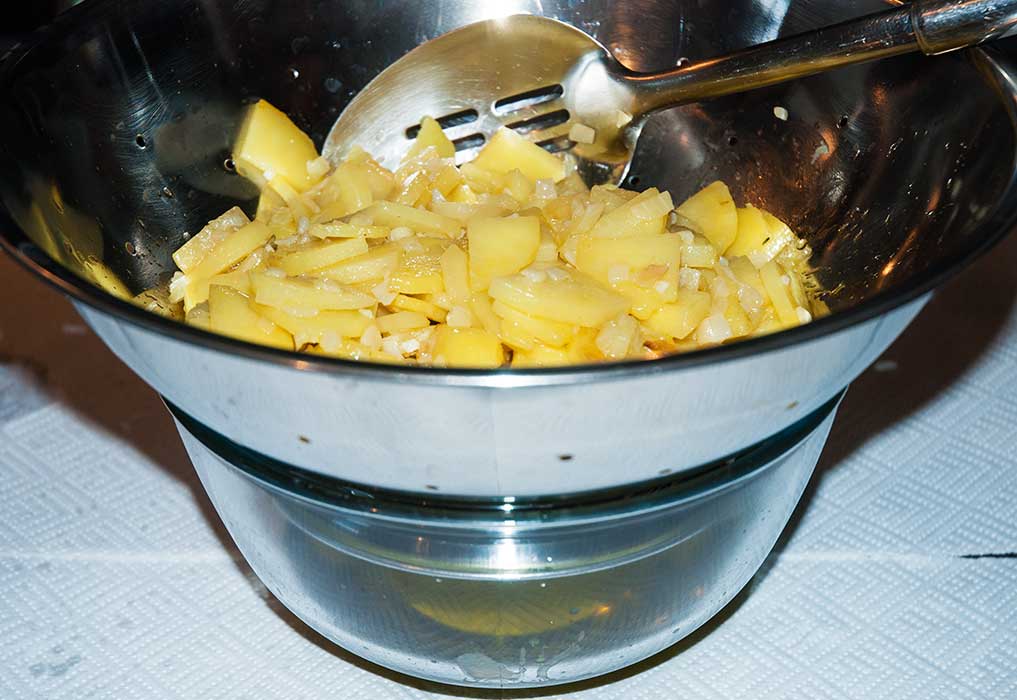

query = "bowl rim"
167;390;844;520
2;20;1017;388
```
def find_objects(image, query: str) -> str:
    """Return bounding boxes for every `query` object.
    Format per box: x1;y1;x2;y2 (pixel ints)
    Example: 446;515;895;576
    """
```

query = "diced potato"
389;238;448;295
309;221;389;239
439;243;471;304
492;300;576;347
432;326;504;368
208;285;294;350
432;163;465;197
575;234;682;285
277;238;369;276
404;116;456;161
645;289;712;340
183;269;252;312
182;221;274;308
675;181;738;253
233;100;323;192
468;215;541;290
172;207;250;273
489;268;629;327
251;272;375;313
589;189;672;238
319;244;401;284
680;236;720;269
472;128;566;183
511;345;572;367
727;205;769;257
759;260;799;326
376;311;431;334
256;305;372;344
390;294;447;322
363;201;461;237
469;292;502;335
723;294;753;338
333;163;374;216
728;256;767;298
748;211;797;268
344;146;397;198
566;327;602;363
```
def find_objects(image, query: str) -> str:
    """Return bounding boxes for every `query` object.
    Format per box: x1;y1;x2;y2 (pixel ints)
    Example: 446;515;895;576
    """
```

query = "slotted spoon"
323;0;1017;186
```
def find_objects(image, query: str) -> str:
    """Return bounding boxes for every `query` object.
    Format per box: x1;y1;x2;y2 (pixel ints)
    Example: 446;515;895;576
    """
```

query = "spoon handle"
624;0;1017;115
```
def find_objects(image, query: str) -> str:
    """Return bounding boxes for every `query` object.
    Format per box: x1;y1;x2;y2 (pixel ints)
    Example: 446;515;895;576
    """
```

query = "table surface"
2;231;1016;700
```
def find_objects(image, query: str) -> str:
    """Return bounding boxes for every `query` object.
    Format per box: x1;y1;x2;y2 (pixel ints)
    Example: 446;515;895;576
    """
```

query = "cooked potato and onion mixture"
139;100;820;367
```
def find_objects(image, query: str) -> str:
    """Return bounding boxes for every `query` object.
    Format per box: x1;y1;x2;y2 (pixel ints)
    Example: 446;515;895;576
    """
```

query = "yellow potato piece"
309;221;389;239
251;272;375;313
727;205;769;257
492;300;576;347
645;290;712;340
675;181;738;254
432;326;504;368
256;305;372;344
488;269;629;327
468;215;541;290
511;345;572;367
575;234;682;285
172;207;250;273
679;236;720;269
183;269;252;312
363;201;461;237
319;244;401;285
471;127;565;183
404;116;456;161
759;260;799;326
234;100;323;192
439;243;470;304
208;285;294;350
277;238;369;276
389;294;448;322
183;221;274;309
376;311;430;334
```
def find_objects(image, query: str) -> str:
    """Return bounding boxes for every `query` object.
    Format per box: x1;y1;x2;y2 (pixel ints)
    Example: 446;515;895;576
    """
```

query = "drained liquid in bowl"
138;100;823;367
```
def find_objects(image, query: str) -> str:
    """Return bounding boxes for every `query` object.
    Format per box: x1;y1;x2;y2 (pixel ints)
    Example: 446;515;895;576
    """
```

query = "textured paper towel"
1;233;1016;699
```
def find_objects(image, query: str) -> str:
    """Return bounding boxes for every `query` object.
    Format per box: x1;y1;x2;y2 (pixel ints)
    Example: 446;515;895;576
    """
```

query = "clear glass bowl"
170;392;842;688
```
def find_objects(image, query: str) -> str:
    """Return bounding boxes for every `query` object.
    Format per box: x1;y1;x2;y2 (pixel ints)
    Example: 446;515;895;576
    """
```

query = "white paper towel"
1;232;1016;699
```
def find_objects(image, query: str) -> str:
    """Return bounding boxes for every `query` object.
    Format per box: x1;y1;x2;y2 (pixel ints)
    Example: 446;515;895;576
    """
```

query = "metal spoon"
324;0;1017;186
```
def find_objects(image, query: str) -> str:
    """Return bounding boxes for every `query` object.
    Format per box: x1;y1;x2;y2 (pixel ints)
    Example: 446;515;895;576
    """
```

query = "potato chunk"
468;215;541;290
208;285;294;350
471;128;566;182
234;100;323;192
488;268;629;327
675;181;738;254
432;327;504;368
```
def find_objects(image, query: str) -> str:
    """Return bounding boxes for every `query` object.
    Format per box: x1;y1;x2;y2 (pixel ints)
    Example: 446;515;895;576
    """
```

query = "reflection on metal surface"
327;1;1017;186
